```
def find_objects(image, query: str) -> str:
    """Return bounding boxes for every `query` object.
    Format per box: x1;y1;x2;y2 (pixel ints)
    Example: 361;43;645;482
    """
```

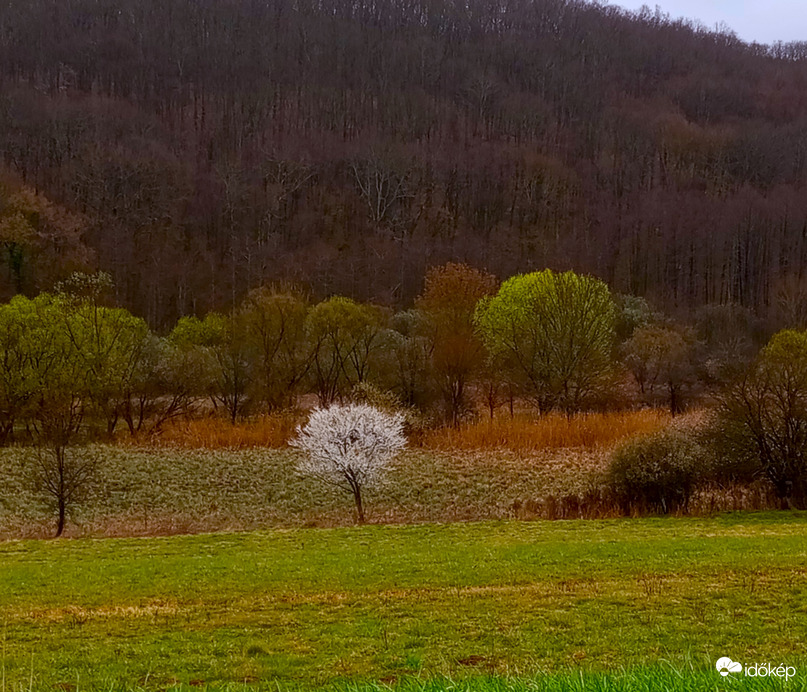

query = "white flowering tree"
291;403;406;523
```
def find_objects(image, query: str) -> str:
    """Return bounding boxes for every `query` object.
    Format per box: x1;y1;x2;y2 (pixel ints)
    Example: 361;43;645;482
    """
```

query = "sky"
612;1;807;45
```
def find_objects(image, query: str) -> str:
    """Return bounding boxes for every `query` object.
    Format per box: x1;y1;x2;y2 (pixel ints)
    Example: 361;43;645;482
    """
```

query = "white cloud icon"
716;657;743;676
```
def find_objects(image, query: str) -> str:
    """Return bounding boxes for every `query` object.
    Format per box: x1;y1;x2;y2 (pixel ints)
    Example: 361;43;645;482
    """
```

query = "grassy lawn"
1;513;807;690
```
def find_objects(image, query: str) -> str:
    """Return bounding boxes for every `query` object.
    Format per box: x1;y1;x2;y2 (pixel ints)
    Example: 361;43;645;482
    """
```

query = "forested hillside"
1;0;807;327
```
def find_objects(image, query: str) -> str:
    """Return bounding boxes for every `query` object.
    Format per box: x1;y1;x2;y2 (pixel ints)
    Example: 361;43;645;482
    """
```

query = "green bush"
698;415;762;488
708;329;807;506
607;429;703;514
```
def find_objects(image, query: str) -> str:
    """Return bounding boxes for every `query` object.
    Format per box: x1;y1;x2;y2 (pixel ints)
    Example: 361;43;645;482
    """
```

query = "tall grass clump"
422;409;668;452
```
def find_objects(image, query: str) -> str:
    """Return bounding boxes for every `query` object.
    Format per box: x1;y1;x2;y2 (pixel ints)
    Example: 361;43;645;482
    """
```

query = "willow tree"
56;272;152;434
239;287;311;411
474;269;616;414
0;295;44;443
305;297;387;405
169;312;252;423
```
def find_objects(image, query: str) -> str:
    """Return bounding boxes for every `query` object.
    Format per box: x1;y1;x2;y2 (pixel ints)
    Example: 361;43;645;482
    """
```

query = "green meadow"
1;513;806;691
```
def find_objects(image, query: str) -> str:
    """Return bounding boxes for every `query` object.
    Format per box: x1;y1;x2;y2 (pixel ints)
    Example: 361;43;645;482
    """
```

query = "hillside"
1;0;807;326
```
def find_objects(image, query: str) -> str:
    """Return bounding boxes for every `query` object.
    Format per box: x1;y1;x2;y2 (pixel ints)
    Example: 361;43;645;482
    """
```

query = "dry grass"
422;409;670;452
138;408;669;453
151;412;301;449
0;444;611;539
0;407;783;539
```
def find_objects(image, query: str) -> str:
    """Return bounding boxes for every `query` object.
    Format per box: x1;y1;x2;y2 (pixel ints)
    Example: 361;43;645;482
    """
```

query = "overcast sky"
612;1;806;45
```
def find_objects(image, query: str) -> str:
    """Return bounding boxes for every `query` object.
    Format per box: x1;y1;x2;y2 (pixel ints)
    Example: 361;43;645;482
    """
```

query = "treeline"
9;264;807;535
1;0;807;326
0;264;774;448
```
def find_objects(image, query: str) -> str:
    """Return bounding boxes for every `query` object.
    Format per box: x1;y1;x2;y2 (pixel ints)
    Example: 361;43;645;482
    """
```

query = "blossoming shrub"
607;429;703;514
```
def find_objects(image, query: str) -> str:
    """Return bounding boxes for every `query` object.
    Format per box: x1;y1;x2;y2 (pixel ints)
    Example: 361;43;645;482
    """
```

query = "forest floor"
1;514;806;691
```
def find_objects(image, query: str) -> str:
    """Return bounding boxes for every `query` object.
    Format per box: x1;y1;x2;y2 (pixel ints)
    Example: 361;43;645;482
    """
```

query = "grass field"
1;513;806;690
0;445;611;538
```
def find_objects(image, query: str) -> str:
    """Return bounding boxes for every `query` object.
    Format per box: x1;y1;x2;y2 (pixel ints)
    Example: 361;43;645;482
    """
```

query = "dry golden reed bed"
421;409;669;451
147;409;669;452
152;412;300;449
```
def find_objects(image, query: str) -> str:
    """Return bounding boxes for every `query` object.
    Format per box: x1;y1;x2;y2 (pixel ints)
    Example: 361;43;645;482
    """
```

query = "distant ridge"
1;0;806;326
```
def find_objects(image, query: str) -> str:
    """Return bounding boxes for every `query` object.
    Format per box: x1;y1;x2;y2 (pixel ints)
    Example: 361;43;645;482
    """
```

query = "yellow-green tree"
0;295;47;442
239;287;311;411
56;273;152;434
305;297;386;405
22;293;96;537
474;269;616;414
169;312;252;423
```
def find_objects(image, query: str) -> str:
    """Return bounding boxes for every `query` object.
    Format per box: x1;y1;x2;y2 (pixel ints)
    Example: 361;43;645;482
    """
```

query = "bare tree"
351;155;413;228
29;446;99;538
622;324;698;415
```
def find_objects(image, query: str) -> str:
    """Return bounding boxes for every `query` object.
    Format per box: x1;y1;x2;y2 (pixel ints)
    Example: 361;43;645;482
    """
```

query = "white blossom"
290;403;406;522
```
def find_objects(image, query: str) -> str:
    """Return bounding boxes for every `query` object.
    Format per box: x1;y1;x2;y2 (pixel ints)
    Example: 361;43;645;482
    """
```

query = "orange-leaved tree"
416;262;497;426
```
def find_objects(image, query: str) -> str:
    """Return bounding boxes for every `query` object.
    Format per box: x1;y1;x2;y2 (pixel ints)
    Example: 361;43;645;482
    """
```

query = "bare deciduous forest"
2;0;807;327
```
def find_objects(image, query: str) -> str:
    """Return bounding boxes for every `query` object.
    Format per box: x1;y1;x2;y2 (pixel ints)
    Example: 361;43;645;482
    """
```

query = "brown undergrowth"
141;412;302;449
421;409;670;452
135;408;670;452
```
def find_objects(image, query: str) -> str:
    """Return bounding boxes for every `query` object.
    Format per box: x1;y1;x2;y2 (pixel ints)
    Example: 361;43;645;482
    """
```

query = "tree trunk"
352;484;365;524
55;447;67;537
123;402;136;435
229;392;239;424
107;410;118;435
449;377;463;428
55;497;66;537
0;420;13;444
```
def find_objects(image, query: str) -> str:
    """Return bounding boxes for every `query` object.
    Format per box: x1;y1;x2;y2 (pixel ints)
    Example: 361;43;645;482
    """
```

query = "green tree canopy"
238;287;311;412
170;312;251;422
0;294;60;442
474;269;616;414
305;297;387;405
